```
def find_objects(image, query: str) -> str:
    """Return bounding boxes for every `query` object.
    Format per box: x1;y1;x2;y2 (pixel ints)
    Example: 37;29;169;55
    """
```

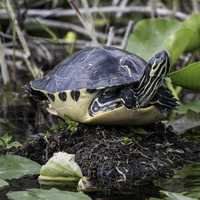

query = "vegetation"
0;0;199;200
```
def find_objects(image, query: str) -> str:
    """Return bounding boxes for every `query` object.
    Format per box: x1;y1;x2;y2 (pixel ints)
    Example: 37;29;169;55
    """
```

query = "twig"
106;26;114;46
6;0;30;59
0;6;188;20
172;0;179;17
29;36;95;48
0;39;10;84
191;0;199;13
5;0;40;78
116;0;129;18
25;18;122;43
6;60;25;70
112;0;120;6
68;0;99;45
120;20;133;50
149;0;157;18
5;48;28;59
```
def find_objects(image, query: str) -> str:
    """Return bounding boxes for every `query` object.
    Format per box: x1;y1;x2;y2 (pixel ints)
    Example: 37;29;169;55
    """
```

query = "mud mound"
12;123;200;191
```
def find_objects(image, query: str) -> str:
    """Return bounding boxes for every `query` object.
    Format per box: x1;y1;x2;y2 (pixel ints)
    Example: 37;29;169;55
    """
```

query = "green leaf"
7;188;92;200
161;190;197;200
176;101;200;114
0;155;41;180
127;14;200;64
0;178;9;189
181;14;200;51
39;152;82;185
169;62;200;91
127;18;181;61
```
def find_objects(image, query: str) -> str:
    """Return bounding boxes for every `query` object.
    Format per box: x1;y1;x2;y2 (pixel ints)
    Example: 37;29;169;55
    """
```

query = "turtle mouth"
89;89;122;116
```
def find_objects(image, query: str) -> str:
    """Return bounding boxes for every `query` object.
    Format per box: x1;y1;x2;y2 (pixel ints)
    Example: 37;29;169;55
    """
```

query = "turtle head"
148;50;170;77
136;51;170;107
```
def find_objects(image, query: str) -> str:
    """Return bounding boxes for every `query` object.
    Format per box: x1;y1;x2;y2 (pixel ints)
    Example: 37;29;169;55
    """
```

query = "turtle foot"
152;87;178;112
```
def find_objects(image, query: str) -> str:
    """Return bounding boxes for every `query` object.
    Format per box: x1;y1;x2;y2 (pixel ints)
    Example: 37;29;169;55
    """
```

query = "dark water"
0;162;200;200
156;162;200;199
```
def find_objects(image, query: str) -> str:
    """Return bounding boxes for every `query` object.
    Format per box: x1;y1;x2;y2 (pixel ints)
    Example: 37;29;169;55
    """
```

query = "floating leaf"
169;62;200;91
39;152;82;185
0;155;41;180
7;188;92;200
0;178;9;189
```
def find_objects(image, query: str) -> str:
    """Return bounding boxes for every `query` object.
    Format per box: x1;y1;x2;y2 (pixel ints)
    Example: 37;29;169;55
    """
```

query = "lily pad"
127;14;200;64
127;18;181;61
7;188;92;200
0;155;41;180
169;62;200;91
0;178;9;190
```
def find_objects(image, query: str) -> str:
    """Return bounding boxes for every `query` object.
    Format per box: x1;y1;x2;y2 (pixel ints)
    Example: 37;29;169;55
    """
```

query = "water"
157;162;200;199
0;162;200;200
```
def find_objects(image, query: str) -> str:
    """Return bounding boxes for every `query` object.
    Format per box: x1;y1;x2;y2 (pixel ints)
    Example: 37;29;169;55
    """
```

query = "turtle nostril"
155;51;168;60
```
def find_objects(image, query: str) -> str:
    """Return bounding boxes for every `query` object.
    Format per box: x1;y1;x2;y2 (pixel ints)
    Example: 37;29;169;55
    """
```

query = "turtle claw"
152;87;178;112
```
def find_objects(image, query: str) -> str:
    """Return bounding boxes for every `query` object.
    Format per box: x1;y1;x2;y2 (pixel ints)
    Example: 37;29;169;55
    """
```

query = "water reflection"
156;162;200;199
0;163;200;200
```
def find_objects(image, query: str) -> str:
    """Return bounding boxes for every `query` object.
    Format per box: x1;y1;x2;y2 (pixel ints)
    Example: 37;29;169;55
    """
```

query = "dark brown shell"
30;46;147;93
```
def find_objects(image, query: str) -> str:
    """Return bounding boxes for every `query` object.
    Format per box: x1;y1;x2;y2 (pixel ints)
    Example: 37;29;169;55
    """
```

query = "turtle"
26;46;177;125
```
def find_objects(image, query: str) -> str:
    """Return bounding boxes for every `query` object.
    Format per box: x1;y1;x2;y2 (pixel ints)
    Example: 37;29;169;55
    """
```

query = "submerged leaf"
161;190;197;200
0;155;41;180
7;188;92;200
169;62;200;91
39;152;82;184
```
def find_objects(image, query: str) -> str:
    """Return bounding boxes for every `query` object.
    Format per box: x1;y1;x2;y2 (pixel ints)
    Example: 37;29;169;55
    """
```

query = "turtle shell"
30;46;147;93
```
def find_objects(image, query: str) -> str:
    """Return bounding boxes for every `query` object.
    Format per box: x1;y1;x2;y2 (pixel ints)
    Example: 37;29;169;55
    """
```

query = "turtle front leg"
120;88;138;109
151;86;178;112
